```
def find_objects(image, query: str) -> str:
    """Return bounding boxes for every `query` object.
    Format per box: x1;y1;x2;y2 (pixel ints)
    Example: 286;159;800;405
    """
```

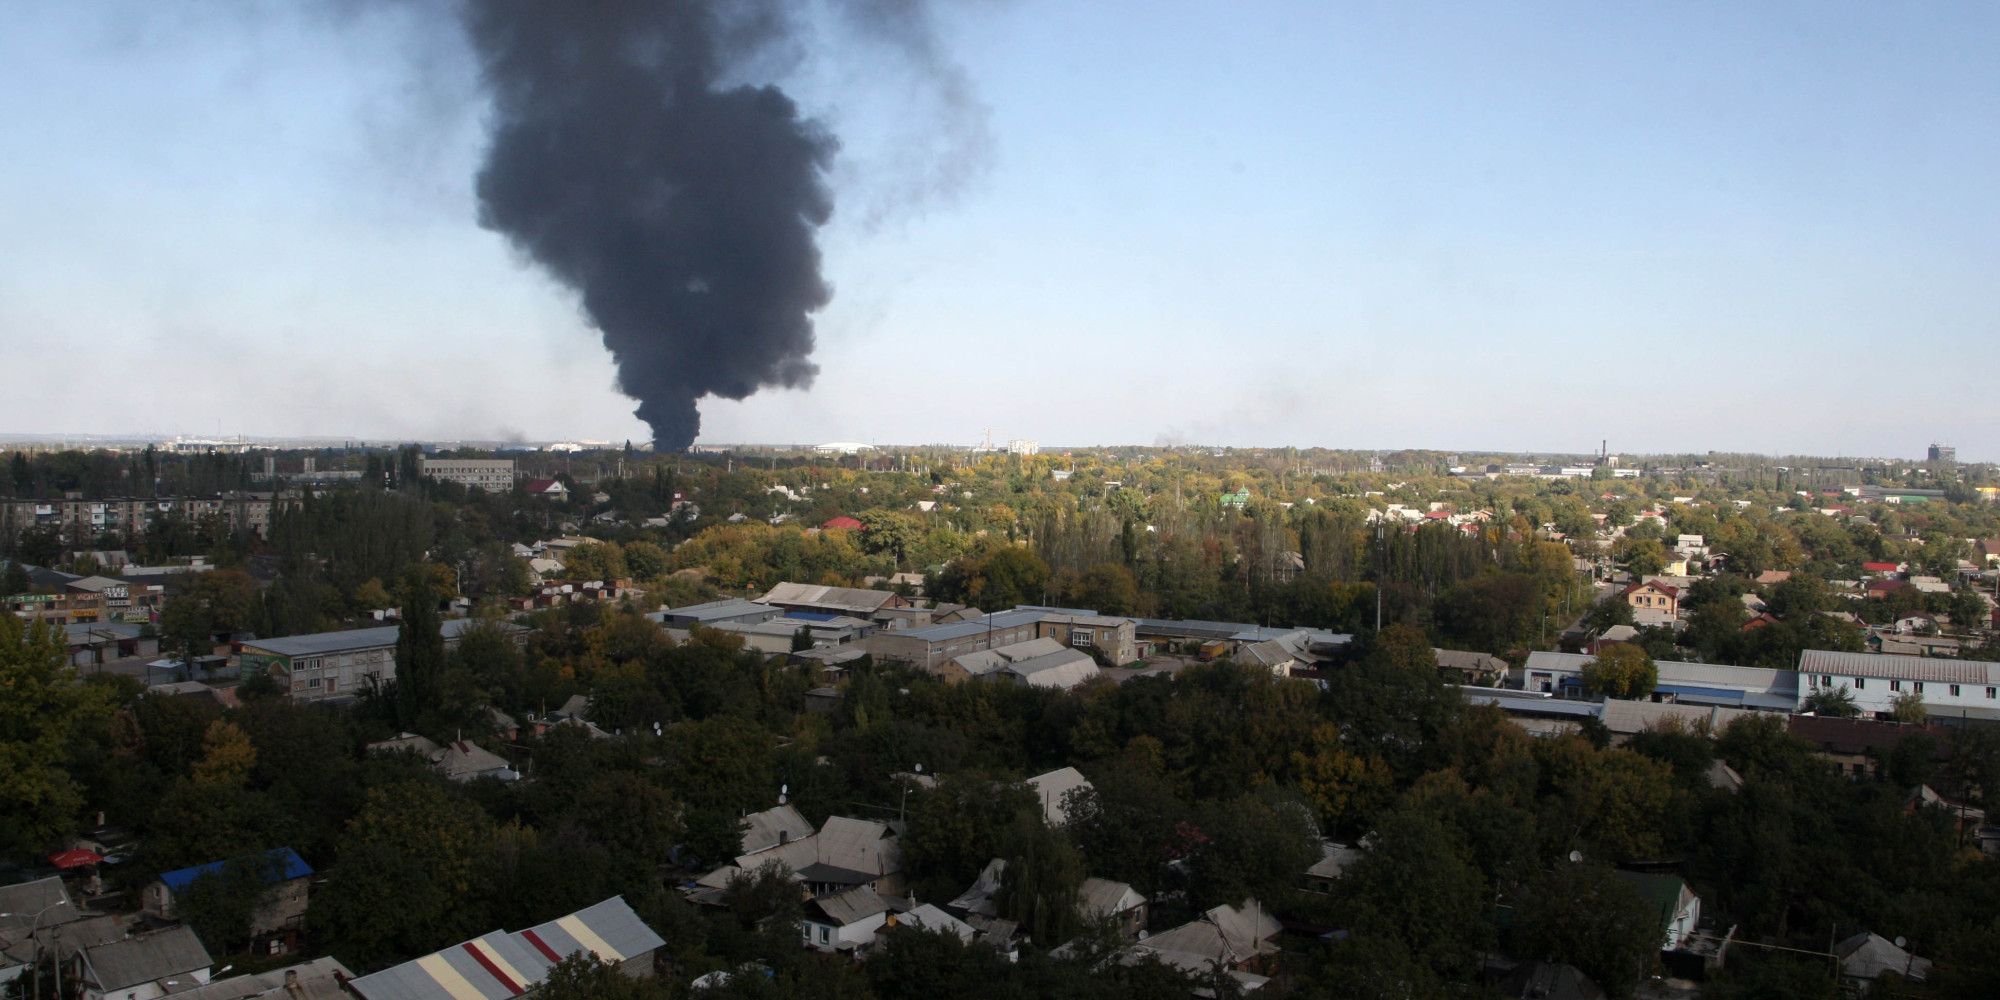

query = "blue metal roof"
1654;684;1744;701
784;611;841;622
159;847;312;892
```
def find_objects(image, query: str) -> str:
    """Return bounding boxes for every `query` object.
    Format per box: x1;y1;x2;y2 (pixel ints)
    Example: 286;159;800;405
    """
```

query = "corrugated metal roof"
1598;699;1756;736
242;626;401;658
349;896;662;1000
895;609;1046;642
759;583;900;614
81;925;211;992
1027;767;1093;825
1078;878;1144;920
159;847;312;893
1798;649;1997;685
807;886;891;927
740;805;815;856
1002;649;1101;689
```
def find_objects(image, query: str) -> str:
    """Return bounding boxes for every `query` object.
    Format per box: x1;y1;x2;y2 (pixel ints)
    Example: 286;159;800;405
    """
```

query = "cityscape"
3;5;1998;1000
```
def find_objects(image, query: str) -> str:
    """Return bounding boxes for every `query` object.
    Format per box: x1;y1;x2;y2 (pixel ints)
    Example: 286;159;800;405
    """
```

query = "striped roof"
348;897;662;1000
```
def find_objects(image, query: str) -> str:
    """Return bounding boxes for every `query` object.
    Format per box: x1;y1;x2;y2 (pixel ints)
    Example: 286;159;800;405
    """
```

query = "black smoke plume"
464;1;838;452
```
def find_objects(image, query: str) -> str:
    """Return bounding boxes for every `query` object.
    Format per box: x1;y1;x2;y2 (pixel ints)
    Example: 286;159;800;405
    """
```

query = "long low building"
1798;649;2000;718
1519;651;1799;710
240;619;528;702
348;896;663;1000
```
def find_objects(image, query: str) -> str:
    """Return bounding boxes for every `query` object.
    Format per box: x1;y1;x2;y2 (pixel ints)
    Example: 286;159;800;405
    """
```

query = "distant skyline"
2;3;1996;459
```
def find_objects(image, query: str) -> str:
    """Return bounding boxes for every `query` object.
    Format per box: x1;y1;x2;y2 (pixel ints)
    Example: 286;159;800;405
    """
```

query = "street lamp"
2;899;70;1000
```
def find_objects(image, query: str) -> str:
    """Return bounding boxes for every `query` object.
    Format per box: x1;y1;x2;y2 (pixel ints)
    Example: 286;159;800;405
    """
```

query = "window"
1914;682;1924;694
308;678;320;688
1988;687;1996;699
819;926;830;944
1951;685;1961;698
1890;680;1901;692
1072;628;1094;646
1854;678;1865;689
1822;675;1832;688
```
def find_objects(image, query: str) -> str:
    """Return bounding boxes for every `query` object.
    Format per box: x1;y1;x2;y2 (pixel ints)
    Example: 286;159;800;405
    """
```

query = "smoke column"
463;1;837;452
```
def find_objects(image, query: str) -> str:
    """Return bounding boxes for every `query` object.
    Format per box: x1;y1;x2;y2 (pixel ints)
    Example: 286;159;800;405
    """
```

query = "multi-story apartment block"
0;493;299;547
419;457;518;492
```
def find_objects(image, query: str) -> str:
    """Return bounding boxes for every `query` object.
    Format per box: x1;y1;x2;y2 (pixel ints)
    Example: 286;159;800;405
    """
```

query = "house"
1755;570;1793;586
1077;878;1146;939
1890;612;1939;635
1027;767;1094;826
162;956;354;1000
1861;562;1903;577
0;877;87;985
1787;716;1949;780
1834;932;1931;988
738;804;816;857
819;516;865;530
1129;899;1281;983
145;848;313;958
734;816;904;897
889;904;977;942
1797;649;2000;719
1302;841;1364;894
1024;611;1139;666
801;886;896;953
1614;871;1701;950
524;478;569;498
365;735;519;782
1434;648;1508;685
347;896;664;1000
1620;580;1681;626
76;924;213;1000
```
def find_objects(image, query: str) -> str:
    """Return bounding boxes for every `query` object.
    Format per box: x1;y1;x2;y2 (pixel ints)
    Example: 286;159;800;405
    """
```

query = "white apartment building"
1798;649;2000;718
419;457;517;492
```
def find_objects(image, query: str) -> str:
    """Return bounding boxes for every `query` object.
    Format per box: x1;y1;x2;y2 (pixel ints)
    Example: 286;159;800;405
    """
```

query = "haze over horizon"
3;2;1996;459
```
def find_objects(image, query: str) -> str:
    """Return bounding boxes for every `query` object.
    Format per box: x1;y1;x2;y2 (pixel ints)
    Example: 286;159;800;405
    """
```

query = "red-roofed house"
1861;562;1902;576
1621;580;1681;626
821;516;865;530
525;479;569;498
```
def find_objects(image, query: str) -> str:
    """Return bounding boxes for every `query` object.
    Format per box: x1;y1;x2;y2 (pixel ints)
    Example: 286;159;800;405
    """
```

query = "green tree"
1510;864;1662;999
0;616;104;854
1802;684;1860;718
1339;807;1493;977
1890;690;1927;725
621;540;671;581
531;953;671;1000
1582;643;1657;700
189;720;257;786
996;812;1086;945
395;572;447;730
1073;563;1142;617
857;509;925;566
314;780;497;964
1;559;29;596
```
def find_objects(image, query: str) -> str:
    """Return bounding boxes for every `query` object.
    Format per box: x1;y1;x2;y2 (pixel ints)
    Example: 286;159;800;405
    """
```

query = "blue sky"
2;2;1995;458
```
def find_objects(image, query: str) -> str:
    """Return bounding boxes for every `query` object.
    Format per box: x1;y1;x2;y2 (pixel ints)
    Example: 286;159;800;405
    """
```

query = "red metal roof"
821;516;864;530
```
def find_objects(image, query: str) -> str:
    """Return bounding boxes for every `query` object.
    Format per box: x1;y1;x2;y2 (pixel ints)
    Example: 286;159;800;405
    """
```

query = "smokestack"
462;1;835;453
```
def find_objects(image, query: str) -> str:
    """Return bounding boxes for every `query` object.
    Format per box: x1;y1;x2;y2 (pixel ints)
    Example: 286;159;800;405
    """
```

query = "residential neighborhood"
4;441;2000;1000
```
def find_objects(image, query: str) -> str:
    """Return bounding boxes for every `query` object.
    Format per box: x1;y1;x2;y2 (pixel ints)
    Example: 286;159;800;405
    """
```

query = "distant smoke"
463;1;979;452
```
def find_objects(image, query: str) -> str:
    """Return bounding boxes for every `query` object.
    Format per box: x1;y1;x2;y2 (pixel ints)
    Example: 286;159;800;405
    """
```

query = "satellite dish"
1895;936;1908;949
1568;851;1583;863
781;784;789;795
914;764;924;773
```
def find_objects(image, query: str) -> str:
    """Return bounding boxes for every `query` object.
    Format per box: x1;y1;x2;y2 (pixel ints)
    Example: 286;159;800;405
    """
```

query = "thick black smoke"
463;1;838;451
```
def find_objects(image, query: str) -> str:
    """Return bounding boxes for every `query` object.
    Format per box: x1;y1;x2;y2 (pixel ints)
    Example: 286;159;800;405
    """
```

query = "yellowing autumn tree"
191;720;257;786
